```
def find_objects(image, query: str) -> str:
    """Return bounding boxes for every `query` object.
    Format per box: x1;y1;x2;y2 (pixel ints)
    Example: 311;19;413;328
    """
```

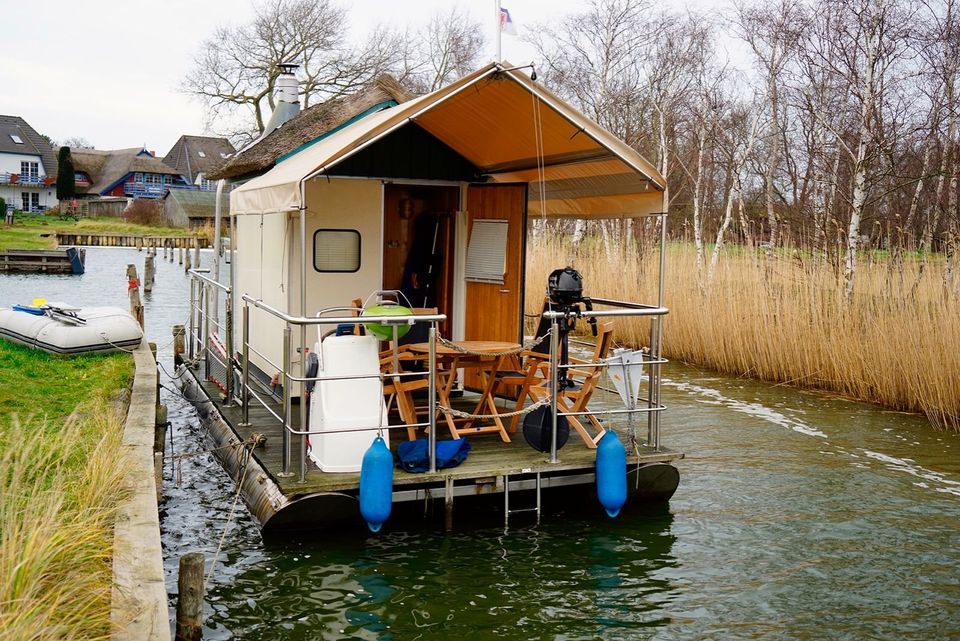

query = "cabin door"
463;184;527;343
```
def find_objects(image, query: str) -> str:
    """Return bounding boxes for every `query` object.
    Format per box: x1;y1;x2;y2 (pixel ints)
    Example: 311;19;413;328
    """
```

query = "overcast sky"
0;0;726;155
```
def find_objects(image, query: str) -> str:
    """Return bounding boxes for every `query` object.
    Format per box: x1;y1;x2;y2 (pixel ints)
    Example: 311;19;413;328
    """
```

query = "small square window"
314;229;360;273
10;134;23;144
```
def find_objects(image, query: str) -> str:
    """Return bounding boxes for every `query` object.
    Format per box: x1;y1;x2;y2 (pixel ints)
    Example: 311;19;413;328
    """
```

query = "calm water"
3;247;959;640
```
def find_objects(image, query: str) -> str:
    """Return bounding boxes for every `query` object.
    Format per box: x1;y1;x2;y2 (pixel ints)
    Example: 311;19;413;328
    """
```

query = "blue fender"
359;436;393;532
596;430;627;517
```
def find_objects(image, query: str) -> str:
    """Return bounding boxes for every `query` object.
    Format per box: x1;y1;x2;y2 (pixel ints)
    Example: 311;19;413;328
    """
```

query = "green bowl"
362;304;413;340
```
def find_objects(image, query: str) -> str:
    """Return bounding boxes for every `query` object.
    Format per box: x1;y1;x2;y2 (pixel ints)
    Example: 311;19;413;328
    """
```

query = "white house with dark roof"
0;115;58;212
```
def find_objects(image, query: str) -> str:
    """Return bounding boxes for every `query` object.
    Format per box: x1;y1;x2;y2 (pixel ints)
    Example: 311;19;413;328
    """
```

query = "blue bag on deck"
396;438;471;473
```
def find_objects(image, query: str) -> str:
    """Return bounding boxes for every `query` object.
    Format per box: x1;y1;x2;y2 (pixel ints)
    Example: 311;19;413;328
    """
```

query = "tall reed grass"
526;235;960;432
0;341;133;640
0;407;129;641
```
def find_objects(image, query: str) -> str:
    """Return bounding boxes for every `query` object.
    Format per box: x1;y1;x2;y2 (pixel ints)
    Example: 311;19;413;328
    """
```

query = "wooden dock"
54;233;208;249
0;247;85;274
178;363;683;534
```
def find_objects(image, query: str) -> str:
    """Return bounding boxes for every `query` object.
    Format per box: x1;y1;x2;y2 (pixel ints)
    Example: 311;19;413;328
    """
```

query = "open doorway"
382;183;459;337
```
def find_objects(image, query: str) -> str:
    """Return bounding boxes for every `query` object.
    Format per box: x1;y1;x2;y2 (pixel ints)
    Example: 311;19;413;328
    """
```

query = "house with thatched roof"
162;135;236;187
206;75;412;182
71;147;188;199
162;188;230;229
0;115;58;212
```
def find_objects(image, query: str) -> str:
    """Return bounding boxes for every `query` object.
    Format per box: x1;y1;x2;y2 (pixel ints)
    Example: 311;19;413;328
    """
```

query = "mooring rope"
204;441;253;591
435;333;549;357
438;398;549;420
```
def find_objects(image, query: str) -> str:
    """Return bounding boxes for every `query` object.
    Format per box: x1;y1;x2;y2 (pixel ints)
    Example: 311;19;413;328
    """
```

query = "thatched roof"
163;188;229;220
162;135;236;183
0;115;57;178
72;148;184;195
207;75;412;181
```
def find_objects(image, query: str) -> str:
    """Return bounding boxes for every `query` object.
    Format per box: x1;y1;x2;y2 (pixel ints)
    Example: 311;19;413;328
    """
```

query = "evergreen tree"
56;146;76;201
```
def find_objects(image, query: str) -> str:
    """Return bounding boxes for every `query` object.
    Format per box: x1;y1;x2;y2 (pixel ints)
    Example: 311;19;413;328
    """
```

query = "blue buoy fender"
596;430;627;518
359;435;393;532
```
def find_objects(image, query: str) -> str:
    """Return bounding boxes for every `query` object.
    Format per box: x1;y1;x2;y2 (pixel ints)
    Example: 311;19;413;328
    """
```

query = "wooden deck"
197;373;683;499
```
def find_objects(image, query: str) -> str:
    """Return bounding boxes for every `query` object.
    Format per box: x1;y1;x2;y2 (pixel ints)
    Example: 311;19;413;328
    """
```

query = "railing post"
428;323;437;474
202;283;211;379
649;316;662;451
299;323;308;484
548;317;560;464
280;326;293;477
240;303;250;426
187;278;196;361
224;293;234;406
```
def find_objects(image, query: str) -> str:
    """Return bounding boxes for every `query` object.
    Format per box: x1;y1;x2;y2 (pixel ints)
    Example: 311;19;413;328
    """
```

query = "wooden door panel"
464;184;526;343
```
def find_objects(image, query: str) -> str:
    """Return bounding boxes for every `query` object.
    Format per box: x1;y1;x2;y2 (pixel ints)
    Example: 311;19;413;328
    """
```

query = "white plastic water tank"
307;333;388;473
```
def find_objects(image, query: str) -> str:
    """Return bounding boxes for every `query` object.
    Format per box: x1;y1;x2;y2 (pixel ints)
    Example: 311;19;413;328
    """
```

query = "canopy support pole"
298;180;309;483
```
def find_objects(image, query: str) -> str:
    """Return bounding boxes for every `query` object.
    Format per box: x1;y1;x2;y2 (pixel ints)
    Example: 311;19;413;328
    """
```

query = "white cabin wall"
288;177;383;349
234;211;290;376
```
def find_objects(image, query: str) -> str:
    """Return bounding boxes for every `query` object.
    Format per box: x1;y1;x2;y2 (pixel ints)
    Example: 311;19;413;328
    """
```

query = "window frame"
312;228;361;274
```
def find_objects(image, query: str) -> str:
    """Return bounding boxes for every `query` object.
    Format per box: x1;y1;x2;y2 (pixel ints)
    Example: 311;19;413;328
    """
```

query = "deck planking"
198;375;682;497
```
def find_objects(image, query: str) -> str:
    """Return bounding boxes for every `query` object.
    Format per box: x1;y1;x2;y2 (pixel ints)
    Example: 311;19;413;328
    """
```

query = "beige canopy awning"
231;62;666;219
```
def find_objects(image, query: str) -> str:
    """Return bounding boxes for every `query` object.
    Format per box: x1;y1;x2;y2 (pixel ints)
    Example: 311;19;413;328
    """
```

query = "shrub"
122;199;162;226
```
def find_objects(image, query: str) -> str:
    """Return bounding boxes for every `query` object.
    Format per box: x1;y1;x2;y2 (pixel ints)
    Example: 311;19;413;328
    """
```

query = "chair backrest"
591;322;615;362
571;322;615;400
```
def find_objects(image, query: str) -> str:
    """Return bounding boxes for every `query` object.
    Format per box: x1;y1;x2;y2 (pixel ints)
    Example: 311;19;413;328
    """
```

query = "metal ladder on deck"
504;472;542;526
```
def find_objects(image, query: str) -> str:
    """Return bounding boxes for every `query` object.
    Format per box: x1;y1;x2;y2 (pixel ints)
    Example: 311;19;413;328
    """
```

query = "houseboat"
175;62;682;535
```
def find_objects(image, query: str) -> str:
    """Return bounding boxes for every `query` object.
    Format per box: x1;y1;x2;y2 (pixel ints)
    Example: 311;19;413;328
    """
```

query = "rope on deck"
438;397;550;420
436;333;549;357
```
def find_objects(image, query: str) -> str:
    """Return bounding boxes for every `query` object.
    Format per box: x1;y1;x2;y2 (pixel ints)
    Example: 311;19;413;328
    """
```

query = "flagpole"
495;0;502;62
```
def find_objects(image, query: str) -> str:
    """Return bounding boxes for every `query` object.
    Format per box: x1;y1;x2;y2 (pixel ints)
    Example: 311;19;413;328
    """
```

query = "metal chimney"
262;62;301;136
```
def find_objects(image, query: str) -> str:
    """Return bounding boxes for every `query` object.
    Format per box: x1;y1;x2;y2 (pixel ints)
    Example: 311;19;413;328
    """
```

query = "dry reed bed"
0;405;129;640
526;236;960;431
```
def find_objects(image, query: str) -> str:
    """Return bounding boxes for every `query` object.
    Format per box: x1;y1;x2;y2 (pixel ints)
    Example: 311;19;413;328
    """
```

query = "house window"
31;193;39;211
145;174;162;185
21;192;29;211
314;229;361;273
10;134;23;144
20;161;38;179
134;173;143;182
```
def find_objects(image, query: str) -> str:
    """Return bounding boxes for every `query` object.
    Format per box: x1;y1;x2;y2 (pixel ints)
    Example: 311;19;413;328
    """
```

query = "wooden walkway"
198;375;682;498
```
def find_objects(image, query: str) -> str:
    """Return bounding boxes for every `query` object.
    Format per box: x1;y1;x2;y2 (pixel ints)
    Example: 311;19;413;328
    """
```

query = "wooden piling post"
185;251;192;273
173;324;186;365
154;451;164;504
176;553;205;641
179;248;184;265
193;236;201;269
136;236;142;252
126;264;144;329
144;254;155;293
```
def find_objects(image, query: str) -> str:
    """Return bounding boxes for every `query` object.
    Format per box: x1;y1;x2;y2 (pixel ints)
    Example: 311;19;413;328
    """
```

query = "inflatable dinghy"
0;303;142;355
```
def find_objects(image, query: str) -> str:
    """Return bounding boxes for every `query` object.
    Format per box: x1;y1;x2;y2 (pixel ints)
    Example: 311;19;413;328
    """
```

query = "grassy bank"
0;340;134;639
526;236;960;432
0;212;195;251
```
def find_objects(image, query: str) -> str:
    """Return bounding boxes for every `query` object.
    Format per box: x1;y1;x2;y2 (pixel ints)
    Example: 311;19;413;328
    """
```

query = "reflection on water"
3;248;959;640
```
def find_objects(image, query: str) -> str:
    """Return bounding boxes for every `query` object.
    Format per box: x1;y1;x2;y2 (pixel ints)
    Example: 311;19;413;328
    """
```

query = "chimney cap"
279;62;299;74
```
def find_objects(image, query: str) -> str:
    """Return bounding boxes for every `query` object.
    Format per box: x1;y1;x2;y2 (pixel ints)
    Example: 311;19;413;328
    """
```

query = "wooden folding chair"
529;322;615;448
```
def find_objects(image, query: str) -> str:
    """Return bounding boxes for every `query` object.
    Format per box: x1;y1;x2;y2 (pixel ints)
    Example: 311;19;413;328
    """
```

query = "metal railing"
185;271;670;485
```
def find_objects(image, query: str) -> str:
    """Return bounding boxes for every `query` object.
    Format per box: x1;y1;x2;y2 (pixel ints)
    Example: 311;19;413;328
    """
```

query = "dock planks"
197;376;682;498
